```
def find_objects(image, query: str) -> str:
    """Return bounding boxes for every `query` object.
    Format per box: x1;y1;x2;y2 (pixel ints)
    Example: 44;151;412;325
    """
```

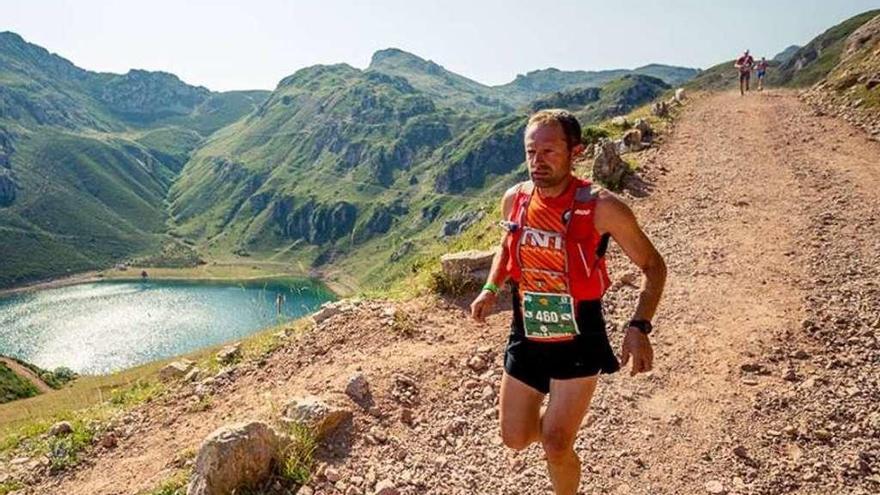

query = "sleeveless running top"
504;178;611;303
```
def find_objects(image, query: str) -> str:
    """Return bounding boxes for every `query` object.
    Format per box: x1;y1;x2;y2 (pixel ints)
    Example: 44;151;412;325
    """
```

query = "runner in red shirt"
734;49;755;95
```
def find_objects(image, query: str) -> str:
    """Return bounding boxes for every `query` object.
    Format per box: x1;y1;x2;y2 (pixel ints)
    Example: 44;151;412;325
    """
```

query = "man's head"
524;109;584;189
745;49;750;55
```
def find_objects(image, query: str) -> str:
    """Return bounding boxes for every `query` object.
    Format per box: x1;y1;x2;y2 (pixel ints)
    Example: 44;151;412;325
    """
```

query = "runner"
470;109;667;495
734;49;755;95
755;56;769;91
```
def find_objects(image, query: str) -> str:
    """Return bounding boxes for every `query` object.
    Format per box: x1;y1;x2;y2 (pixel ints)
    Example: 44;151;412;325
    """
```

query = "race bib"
522;291;579;340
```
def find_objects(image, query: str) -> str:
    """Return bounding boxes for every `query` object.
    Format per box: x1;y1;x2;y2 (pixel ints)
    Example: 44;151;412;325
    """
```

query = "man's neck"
535;175;574;198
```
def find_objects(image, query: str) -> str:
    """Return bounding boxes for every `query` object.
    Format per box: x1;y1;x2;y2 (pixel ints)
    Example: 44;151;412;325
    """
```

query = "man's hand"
620;327;653;376
470;290;498;323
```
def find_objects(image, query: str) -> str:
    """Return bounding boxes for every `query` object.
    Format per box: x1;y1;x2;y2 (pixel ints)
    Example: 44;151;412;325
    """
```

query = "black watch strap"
628;319;653;335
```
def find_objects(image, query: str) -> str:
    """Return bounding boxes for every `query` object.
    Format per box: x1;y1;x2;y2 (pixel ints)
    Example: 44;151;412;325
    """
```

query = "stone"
440;249;496;286
467;354;488;373
610;116;630;128
48;421;73;437
345;373;371;405
620;129;643;152
652;101;669;118
215;343;241;364
675;88;686;102
184;367;202;383
634;119;653;143
312;304;342;324
704;480;726;494
592;139;630;187
374;480;399;495
99;433;118;449
186;421;288;495
281;395;352;438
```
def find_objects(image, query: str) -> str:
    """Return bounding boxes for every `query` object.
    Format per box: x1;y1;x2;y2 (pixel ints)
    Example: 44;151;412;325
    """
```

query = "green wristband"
482;282;499;294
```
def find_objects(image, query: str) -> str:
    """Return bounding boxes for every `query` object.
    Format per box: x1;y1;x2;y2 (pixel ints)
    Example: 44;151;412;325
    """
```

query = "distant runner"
470;109;667;495
735;49;755;95
755;57;769;91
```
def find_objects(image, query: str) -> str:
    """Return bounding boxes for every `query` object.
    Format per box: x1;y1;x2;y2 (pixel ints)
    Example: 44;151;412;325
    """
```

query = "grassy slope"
0;363;38;404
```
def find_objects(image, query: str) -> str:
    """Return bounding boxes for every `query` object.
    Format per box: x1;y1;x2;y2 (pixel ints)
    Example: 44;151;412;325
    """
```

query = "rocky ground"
5;89;880;494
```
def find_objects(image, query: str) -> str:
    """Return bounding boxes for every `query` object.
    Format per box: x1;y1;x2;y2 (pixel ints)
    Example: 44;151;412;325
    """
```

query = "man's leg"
542;376;598;495
740;74;745;96
499;372;544;449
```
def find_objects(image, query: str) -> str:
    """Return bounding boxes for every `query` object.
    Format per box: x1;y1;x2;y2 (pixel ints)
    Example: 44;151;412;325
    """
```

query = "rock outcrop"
186;421;288;495
0;169;17;207
592;138;631;188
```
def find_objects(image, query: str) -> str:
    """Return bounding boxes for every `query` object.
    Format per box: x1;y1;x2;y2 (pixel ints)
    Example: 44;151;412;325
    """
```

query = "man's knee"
501;425;534;451
541;426;575;462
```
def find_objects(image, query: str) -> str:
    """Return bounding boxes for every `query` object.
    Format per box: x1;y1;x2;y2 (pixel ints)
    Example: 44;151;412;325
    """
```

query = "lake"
0;279;334;375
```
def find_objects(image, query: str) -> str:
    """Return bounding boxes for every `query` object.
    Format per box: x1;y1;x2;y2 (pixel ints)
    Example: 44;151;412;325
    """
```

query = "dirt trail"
20;90;880;494
0;358;52;394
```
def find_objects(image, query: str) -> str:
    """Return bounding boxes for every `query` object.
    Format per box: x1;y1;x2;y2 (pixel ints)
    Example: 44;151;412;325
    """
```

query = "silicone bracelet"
482;282;499;293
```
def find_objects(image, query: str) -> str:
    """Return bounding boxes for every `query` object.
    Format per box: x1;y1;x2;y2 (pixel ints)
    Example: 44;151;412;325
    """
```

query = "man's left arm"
595;191;667;376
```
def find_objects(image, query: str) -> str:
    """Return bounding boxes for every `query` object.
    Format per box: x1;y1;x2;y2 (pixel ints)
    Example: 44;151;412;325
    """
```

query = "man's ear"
571;143;585;159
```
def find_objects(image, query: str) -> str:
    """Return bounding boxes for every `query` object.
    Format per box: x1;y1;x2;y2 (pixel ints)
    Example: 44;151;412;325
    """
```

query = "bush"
581;126;610;147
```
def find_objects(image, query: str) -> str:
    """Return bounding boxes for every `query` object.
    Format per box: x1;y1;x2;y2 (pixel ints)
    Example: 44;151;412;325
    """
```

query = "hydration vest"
503;178;611;303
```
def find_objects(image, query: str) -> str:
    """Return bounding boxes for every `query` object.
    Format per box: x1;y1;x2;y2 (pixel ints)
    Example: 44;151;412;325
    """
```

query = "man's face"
524;122;581;189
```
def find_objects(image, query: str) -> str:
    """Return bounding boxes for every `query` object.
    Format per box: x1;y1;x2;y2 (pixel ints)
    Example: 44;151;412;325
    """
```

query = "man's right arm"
470;185;519;322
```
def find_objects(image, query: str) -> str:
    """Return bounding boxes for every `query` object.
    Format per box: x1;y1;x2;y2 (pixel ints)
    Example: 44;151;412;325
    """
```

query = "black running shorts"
504;290;620;394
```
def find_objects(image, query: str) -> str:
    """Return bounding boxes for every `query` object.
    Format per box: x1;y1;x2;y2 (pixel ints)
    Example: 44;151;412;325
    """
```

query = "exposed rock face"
442;211;483;237
273;198;358;244
652;100;669;117
186;421;288;495
634;119;654;143
98;69;210;123
0;169;17;207
0;127;13;169
433;116;525;194
527;87;601;112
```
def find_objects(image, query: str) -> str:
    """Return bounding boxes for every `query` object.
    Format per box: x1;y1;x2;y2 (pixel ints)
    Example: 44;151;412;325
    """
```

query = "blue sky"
5;0;879;91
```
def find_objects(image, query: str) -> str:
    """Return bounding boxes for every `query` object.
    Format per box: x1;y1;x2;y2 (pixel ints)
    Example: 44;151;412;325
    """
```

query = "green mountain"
168;63;670;287
367;48;512;113
773;45;801;63
0;31;268;287
496;65;697;104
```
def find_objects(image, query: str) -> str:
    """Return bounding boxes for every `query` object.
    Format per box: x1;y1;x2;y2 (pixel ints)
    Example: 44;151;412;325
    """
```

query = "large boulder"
651;100;669;118
634;119;654;143
187;421;288;495
592;139;630;188
281;395;352;439
439;249;496;288
159;360;194;381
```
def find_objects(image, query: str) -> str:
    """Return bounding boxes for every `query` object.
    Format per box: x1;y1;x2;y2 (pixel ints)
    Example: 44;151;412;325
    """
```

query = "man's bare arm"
595;191;666;320
470;185;519;322
595;191;666;375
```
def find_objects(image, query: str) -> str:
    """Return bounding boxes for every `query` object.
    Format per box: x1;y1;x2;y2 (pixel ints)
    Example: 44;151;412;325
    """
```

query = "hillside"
167;65;671;290
0;32;268;287
770;9;880;86
803;13;880;139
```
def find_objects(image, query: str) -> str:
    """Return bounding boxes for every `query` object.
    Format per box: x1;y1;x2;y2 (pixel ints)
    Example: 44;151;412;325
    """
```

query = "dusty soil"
11;89;880;494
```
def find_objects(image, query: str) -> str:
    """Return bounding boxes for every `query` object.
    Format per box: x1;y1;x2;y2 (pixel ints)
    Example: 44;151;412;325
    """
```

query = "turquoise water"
0;279;334;375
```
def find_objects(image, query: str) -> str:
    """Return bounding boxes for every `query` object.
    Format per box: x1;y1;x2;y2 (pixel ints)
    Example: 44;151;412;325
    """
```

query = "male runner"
755;57;769;91
470;109;666;495
735;49;755;95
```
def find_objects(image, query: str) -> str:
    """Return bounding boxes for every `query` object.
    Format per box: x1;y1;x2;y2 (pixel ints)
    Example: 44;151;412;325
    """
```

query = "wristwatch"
628;319;653;335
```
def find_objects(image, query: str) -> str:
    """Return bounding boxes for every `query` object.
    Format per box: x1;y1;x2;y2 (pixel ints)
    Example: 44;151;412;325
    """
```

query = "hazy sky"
5;0;879;91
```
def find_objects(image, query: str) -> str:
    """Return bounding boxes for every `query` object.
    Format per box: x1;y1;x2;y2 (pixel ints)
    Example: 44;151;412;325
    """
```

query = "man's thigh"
542;375;599;442
500;372;544;441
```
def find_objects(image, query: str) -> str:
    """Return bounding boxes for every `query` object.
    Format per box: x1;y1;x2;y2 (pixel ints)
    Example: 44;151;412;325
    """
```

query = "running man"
470;109;666;495
735;49;755;95
755;57;769;91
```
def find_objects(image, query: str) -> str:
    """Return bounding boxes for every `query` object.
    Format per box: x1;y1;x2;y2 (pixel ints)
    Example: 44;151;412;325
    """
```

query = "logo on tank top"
521;228;564;251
